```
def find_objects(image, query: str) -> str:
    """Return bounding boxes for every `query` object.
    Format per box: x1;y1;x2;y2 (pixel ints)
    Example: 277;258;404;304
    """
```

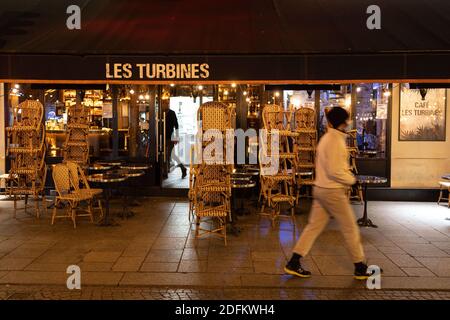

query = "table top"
120;164;151;170
231;174;252;181
231;179;257;189
89;164;113;171
111;169;145;178
232;168;260;176
87;173;128;183
356;175;387;184
442;174;450;180
96;161;123;167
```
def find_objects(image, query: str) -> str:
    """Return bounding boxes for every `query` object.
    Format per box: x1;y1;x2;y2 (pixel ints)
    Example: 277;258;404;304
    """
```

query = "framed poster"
102;102;113;119
399;86;447;141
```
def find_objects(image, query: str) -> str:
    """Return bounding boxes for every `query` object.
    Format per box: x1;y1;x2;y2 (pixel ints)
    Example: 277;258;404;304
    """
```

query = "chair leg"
13;195;17;219
51;203;57;225
195;216;201;237
71;208;77;229
35;197;40;219
223;218;227;246
447;188;450;208
97;199;104;218
437;187;443;205
88;201;94;223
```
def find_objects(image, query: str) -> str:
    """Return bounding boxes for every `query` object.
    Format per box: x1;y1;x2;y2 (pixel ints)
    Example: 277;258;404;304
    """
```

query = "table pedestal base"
357;217;378;228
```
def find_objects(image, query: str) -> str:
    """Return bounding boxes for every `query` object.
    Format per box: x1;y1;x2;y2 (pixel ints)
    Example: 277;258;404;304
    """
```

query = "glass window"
354;83;389;159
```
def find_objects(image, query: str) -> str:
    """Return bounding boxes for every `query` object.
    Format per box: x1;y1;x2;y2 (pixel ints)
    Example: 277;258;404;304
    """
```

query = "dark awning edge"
0;52;449;83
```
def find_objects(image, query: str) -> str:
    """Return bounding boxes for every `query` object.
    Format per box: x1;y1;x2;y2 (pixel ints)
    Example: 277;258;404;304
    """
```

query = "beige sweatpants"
293;186;365;263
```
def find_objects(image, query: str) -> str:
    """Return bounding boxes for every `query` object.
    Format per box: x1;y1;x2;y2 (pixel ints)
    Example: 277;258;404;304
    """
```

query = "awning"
0;0;449;82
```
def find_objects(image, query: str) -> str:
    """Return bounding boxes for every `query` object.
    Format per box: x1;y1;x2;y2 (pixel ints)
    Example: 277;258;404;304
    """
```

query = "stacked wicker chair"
259;104;297;227
52;163;96;228
63;102;89;165
347;129;363;203
293;107;317;201
193;102;233;245
6;100;47;218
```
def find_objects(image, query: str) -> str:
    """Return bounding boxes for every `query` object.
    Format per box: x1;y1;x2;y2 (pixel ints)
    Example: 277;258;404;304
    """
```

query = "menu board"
399;87;447;141
102;102;113;119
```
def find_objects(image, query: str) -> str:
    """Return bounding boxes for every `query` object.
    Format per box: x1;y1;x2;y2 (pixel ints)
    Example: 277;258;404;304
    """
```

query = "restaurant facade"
0;0;449;201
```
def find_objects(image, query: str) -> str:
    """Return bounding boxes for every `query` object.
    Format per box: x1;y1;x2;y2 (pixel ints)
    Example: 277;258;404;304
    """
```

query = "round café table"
119;164;151;206
228;178;257;236
87;173;128;226
356;175;387;228
89;164;112;172
95;160;123;168
110;169;145;218
232;178;257;215
120;163;151;171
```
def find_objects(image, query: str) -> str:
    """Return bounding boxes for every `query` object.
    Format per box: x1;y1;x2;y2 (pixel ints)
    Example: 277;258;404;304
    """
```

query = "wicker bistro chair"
259;105;297;227
194;164;232;245
293;107;318;201
197;101;233;131
438;180;450;208
64;103;90;165
66;161;104;218
6;100;47;218
51;163;95;228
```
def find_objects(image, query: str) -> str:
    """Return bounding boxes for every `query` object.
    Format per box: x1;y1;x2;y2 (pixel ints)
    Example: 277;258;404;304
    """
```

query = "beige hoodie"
314;128;356;188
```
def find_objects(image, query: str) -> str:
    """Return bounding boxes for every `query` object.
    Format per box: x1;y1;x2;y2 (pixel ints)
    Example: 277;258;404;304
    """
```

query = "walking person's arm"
324;142;356;186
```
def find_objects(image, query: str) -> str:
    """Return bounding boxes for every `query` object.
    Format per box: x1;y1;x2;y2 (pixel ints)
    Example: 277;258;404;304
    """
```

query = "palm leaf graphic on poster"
401;123;445;141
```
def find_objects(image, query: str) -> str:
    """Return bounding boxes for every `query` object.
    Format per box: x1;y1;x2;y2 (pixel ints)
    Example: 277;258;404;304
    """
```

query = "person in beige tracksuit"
284;107;371;280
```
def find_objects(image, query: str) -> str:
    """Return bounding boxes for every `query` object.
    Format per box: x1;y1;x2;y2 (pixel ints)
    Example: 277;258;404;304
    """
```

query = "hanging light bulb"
129;89;135;95
139;94;144;100
198;85;203;90
231;83;236;88
145;94;150;100
170;83;175;87
243;91;248;96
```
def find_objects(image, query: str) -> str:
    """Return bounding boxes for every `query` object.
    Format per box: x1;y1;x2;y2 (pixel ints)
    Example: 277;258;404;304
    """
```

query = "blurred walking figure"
162;98;187;179
285;107;372;280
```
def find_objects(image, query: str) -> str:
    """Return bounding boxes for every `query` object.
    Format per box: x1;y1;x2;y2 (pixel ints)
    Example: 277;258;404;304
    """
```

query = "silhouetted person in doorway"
162;98;187;179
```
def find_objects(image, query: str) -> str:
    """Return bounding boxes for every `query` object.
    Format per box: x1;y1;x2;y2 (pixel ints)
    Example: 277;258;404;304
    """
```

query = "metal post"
112;85;119;159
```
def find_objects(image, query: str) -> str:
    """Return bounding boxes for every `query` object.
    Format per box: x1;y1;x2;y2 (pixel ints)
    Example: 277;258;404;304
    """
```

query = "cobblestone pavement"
0;285;449;300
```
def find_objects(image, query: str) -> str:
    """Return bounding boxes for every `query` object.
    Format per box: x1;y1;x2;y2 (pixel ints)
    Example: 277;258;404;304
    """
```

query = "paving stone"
151;238;187;250
140;262;179;272
83;251;122;263
25;263;71;272
0;258;34;271
81;272;124;286
385;254;424;268
144;250;183;263
397;244;449;257
178;260;208;273
121;245;151;257
0;271;66;285
416;257;450;277
311;256;353;276
78;262;114;272
181;248;208;261
112;257;145;272
401;268;436;277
